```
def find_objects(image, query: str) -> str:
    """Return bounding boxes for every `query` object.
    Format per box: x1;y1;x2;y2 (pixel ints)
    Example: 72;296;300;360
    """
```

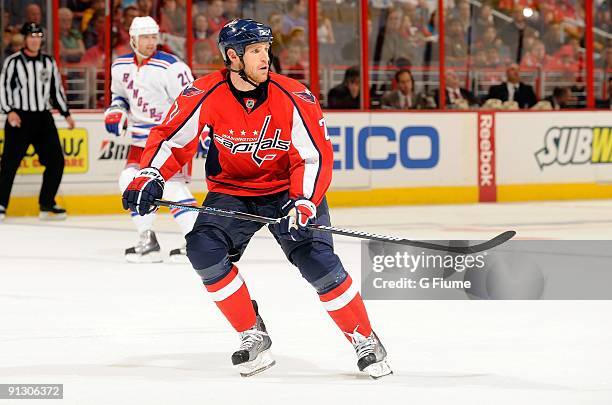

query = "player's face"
242;42;270;84
136;34;158;58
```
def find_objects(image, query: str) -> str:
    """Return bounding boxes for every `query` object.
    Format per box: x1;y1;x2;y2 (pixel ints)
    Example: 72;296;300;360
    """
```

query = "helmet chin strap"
229;58;261;89
130;36;155;60
226;45;273;89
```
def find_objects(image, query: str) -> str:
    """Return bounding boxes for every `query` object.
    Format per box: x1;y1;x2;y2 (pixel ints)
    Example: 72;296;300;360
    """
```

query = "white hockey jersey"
110;51;193;147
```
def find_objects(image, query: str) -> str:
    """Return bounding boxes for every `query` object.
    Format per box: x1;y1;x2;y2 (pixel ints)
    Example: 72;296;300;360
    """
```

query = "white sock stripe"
208;272;245;302
322;281;359;312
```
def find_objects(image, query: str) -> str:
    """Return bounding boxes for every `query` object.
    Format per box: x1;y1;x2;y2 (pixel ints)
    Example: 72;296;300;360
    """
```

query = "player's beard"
247;66;269;85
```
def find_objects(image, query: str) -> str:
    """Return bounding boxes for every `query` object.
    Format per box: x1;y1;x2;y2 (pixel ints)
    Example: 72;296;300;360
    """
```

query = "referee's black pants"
0;111;64;209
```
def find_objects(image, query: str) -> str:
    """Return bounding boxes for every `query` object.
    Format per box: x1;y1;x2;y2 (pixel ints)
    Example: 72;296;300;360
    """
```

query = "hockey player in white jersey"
104;16;198;263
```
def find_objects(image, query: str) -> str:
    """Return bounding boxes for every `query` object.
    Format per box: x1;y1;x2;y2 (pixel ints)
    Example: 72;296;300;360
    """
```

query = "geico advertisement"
495;112;612;184
0;128;88;174
325;112;477;188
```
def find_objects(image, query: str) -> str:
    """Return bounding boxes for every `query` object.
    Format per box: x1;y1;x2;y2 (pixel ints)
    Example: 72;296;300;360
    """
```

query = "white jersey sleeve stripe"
290;106;320;199
150;104;203;168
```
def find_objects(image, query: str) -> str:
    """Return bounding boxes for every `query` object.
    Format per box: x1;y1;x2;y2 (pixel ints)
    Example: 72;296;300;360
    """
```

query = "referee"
0;23;75;221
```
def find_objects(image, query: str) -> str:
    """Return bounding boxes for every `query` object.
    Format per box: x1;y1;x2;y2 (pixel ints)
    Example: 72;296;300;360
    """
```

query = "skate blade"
167;254;190;264
39;212;67;221
236;349;276;377
364;359;393;379
125;252;163;263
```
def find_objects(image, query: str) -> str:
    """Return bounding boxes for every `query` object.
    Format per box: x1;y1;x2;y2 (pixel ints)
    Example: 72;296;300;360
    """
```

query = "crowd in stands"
2;0;610;110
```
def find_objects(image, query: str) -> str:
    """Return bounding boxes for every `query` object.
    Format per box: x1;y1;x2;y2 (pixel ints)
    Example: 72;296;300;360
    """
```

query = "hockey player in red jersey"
122;19;392;378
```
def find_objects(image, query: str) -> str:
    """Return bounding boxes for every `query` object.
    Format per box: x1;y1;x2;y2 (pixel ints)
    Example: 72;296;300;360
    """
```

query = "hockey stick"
154;199;515;254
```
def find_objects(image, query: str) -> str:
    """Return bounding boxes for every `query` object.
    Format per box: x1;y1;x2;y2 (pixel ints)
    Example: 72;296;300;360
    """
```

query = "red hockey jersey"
140;70;333;206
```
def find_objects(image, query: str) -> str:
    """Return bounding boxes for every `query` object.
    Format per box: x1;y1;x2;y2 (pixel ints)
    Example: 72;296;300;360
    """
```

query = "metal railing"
62;64;610;110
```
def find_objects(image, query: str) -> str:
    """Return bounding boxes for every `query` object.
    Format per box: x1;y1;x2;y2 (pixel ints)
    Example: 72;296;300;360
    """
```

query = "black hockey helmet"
218;19;273;65
21;22;44;37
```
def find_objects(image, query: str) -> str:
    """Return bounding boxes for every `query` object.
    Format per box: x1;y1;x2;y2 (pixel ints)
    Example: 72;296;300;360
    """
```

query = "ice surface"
1;201;611;404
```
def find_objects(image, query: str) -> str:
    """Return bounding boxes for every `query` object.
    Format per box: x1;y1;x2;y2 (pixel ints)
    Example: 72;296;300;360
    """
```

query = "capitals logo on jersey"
182;85;204;97
214;115;290;166
293;88;316;104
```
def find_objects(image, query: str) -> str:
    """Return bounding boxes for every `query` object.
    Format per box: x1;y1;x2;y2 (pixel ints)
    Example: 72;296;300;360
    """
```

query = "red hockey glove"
271;199;317;241
122;167;164;216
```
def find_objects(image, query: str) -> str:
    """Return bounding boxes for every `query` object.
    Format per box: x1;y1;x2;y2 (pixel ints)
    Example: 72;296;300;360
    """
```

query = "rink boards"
1;110;611;215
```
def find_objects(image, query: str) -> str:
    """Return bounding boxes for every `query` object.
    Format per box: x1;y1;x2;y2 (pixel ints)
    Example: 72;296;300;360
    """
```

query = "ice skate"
39;204;67;221
231;300;275;377
125;230;163;263
168;244;190;264
0;205;5;222
348;329;393;379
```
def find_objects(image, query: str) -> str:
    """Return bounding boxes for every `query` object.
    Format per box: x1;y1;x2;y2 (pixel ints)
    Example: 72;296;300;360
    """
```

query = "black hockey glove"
122;167;164;216
270;199;316;241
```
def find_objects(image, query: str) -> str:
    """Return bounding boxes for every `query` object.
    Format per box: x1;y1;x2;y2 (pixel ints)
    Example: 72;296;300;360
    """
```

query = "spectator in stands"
472;48;488;68
223;0;241;20
596;77;612;109
194;14;210;39
542;22;564;55
81;24;108;67
520;40;554;70
379;8;421;66
282;0;307;36
206;0;228;35
193;38;221;65
317;8;335;65
473;2;495;37
445;18;468;67
484;46;505;69
381;68;435;110
58;8;85;64
434;70;480;108
268;12;285;73
81;0;105;32
455;0;472;37
317;8;335;46
138;0;155;19
118;6;140;48
161;0;187;36
544;86;572;110
3;33;23;58
25;3;42;24
83;10;105;49
282;40;306;83
487;63;537;108
327;66;360;109
475;26;510;62
548;44;579;74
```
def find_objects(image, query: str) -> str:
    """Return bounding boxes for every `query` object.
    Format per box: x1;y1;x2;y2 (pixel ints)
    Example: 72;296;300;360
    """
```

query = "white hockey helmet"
129;16;159;58
129;16;159;37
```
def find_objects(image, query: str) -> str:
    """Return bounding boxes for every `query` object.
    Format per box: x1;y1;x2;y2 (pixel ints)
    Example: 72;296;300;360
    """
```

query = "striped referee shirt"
0;50;70;116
